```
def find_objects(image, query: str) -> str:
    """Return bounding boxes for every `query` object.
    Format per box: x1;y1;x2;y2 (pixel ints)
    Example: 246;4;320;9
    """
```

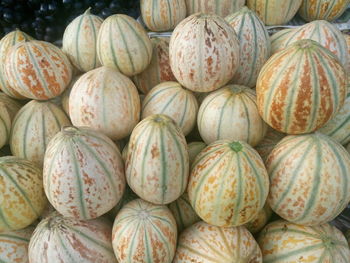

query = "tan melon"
185;0;245;17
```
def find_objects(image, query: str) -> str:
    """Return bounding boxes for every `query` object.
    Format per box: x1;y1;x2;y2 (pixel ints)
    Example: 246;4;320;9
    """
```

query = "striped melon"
198;85;268;146
169;13;240;93
257;39;347;134
247;0;303;25
97;14;152;76
0;226;34;263
61;74;81;116
121;142;129;162
0;92;22;120
347;142;350;153
28;212;116;263
142;81;198;136
188;141;206;166
185;0;245;17
255;127;286;163
126;114;189;205
106;185;137;221
0;156;47;232
10;100;71;167
168;193;201;233
188;140;269;227
267;133;350;226
141;0;186;32
0;102;11;149
69;67;141;141
346;230;350;247
133;37;176;94
298;0;350;22
270;28;294;54
345;33;350;73
225;6;271;88
272;20;349;68
245;203;272;234
112;198;177;263
4;40;72;100
258;220;350;263
43;126;125;220
0;29;33;100
62;8;103;72
319;85;350;145
173;221;262;262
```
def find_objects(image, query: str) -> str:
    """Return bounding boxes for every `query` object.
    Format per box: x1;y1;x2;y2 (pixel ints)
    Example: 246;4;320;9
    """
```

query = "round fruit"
69;66;141;141
106;186;137;221
112;199;177;263
198;85;267;146
4;40;72;100
187;141;206;166
0;92;23;119
0;102;11;149
245;203;272;234
266;133;350;226
43;126;125;220
298;0;349;22
142;81;198;136
61;74;81;116
257;39;347;134
270;28;294;54
185;0;245;17
0;156;47;232
188;140;269;227
173;221;262;262
258;220;350;262
255;127;286;163
126;114;189;205
169;13;240;93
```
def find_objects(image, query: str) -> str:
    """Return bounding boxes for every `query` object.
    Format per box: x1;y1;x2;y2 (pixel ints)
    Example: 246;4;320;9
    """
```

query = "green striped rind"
319;87;350;145
188;140;269;227
29;212;116;263
0;102;11;149
344;34;350;73
185;0;245;17
0;92;22;120
188;141;206;167
168;193;201;233
255;127;286;163
112;199;177;263
9;100;71;167
246;0;303;25
274;20;349;68
61;74;81;116
97;14;152;77
266;133;350;226
141;0;186;32
198;85;268;146
126;114;189;205
256;39;347;134
225;6;271;88
121;142;129;162
298;0;349;22
173;221;262;262
43;126;126;220
133;37;176;94
245;203;272;234
258;220;350;263
0;29;33;99
0;226;34;262
270;28;294;54
0;156;47;232
69;66;141;140
142;81;199;136
106;185;137;220
62;8;103;72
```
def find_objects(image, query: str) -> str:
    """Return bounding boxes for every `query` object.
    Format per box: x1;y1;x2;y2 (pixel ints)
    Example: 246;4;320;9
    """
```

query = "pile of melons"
0;0;349;262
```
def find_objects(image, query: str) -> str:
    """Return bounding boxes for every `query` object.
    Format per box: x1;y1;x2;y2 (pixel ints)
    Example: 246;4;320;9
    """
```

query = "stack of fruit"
0;0;349;262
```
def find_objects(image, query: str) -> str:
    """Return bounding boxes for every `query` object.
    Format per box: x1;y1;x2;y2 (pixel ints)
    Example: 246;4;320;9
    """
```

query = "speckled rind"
28;213;116;263
266;133;350;226
69;67;141;141
298;0;350;22
62;8;103;72
141;0;186;32
0;103;11;149
97;14;153;77
169;13;240;93
112;198;177;263
270;28;294;54
43;126;125;220
106;186;138;221
4;40;72;100
126;114;189;205
258;220;350;263
245;203;272;234
247;0;303;26
256;39;347;134
225;7;271;88
10;100;71;167
198;85;268;146
185;0;245;17
61;75;81;116
173;221;262;263
142;81;198;136
188;140;269;227
344;34;350;73
0;92;23;120
0;156;47;232
255;127;286;163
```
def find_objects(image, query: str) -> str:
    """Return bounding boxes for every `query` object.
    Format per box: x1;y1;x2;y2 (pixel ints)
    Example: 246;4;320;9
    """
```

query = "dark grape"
47;1;59;14
1;0;14;7
73;2;84;11
101;8;113;18
3;9;14;23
